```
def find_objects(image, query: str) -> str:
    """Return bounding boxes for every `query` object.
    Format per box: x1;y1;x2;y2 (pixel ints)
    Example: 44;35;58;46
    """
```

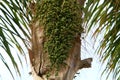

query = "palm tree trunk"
29;22;92;80
28;0;92;80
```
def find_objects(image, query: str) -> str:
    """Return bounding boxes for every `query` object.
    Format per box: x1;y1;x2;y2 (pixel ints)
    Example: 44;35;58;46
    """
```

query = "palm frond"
0;0;31;79
84;0;120;79
0;53;15;79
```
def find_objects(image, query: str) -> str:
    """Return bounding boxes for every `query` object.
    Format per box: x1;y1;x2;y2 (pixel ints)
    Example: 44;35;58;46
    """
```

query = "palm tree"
0;0;120;80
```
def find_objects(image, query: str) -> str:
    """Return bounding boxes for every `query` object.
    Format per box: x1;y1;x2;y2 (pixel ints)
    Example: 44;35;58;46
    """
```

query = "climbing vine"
35;0;83;69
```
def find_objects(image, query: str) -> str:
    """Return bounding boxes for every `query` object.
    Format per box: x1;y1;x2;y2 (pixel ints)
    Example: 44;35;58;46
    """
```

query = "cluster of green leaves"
36;0;83;68
84;0;120;80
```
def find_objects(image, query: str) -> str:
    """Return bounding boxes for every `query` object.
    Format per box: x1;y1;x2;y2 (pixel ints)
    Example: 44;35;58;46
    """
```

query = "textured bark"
28;0;92;80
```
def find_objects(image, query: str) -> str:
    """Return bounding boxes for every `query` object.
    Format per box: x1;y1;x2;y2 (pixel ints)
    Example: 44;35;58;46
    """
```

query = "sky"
74;31;104;80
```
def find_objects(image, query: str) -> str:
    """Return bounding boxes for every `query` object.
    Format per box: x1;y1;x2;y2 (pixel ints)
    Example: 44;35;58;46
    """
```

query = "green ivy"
35;0;83;69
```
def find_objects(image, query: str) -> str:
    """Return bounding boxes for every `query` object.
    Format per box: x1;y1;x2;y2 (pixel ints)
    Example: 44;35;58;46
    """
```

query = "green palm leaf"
84;0;120;79
0;0;31;79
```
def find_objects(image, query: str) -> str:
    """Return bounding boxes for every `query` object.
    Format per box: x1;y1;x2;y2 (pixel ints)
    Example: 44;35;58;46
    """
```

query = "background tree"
0;0;120;80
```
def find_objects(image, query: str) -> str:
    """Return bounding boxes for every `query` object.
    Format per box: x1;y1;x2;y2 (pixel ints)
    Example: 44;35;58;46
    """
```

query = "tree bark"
28;0;92;80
